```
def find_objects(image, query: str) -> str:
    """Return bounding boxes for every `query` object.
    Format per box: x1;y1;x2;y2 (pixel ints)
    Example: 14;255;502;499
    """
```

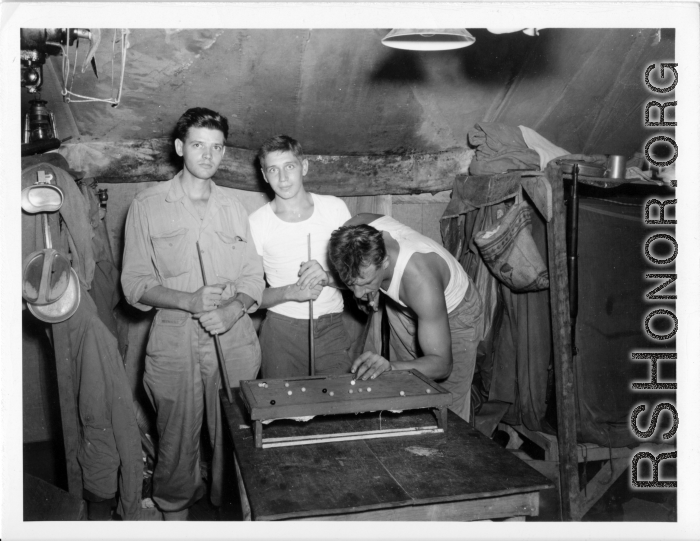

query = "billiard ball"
349;389;353;394
322;388;327;393
400;391;406;396
329;391;334;396
358;388;363;393
302;387;306;392
367;387;371;392
350;380;356;386
284;382;290;388
270;400;276;405
287;390;293;396
426;389;431;394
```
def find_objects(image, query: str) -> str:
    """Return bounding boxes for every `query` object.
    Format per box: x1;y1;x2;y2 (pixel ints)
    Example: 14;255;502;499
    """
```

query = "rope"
49;28;129;107
110;30;116;101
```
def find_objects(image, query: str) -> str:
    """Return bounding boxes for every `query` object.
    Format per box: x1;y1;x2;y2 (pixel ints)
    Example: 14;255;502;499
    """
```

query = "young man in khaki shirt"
122;108;264;520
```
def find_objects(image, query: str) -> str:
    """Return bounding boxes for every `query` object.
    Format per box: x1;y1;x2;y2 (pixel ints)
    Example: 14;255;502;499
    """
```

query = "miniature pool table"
239;369;452;448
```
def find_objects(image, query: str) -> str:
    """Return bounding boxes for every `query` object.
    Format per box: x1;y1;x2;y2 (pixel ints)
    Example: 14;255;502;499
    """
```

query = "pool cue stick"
196;241;234;404
308;234;315;376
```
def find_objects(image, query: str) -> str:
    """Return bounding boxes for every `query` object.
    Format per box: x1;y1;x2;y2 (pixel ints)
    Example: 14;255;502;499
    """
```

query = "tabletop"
221;390;553;521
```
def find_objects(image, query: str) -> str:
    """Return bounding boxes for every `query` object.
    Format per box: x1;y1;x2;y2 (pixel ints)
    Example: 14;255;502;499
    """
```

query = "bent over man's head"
329;224;386;286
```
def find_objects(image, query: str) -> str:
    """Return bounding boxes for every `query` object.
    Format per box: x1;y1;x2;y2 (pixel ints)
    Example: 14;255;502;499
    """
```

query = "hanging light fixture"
381;29;475;51
487;28;542;36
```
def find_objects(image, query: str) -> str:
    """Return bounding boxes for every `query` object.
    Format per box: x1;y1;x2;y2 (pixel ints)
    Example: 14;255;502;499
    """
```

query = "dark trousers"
260;311;353;378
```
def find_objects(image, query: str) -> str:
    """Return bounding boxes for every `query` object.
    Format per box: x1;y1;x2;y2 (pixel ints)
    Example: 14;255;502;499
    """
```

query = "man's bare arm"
352;253;453;381
259;283;323;309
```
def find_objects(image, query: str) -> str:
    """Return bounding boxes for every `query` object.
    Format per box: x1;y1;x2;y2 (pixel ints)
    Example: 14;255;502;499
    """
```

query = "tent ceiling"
33;28;674;159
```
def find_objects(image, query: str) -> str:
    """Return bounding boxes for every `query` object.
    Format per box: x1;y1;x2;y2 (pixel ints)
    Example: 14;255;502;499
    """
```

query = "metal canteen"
21;183;65;213
27;266;80;323
604;155;627;179
22;213;71;305
21;173;64;214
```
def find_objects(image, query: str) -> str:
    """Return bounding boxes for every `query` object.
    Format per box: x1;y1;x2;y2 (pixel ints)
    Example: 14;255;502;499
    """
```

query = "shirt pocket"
151;227;190;279
213;230;247;282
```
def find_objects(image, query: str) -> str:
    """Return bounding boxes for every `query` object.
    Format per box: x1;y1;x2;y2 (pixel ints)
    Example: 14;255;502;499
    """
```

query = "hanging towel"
467;122;541;175
518;125;570;170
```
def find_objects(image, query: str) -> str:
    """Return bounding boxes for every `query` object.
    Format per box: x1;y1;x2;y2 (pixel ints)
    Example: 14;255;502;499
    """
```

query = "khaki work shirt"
121;172;264;311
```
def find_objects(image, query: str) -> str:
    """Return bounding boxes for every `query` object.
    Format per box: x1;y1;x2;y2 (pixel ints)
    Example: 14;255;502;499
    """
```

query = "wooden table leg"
435;407;448;431
234;455;252;521
254;420;263;449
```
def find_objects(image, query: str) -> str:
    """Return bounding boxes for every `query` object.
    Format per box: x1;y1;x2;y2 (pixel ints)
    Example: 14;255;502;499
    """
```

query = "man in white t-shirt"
249;135;353;377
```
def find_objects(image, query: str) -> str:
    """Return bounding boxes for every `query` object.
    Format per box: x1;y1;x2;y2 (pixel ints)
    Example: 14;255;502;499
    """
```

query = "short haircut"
329;224;386;285
173;107;229;142
257;135;304;167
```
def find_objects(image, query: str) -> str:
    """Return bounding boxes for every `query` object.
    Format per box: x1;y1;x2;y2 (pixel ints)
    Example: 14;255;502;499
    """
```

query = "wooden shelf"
562;173;665;188
500;423;675;520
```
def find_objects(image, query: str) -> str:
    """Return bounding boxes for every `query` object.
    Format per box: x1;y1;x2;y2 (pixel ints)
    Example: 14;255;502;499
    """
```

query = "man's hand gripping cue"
297;259;329;289
189;283;243;336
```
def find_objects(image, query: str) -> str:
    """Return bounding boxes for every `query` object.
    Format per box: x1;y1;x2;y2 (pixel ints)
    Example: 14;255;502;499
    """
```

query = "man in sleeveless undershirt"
329;214;484;422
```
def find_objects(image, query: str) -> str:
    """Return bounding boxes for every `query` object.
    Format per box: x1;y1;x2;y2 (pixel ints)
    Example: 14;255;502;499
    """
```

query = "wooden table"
221;391;553;521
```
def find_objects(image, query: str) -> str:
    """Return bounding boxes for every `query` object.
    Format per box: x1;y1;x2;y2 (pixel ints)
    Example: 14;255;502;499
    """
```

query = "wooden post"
58;141;467;196
51;321;83;497
544;163;580;520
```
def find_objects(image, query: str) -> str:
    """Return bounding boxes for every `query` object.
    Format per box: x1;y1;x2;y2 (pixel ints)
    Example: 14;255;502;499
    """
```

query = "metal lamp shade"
382;29;475;51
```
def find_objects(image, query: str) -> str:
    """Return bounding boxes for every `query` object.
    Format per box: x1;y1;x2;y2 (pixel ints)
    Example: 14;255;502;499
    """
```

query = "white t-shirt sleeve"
335;198;352;226
248;209;265;257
